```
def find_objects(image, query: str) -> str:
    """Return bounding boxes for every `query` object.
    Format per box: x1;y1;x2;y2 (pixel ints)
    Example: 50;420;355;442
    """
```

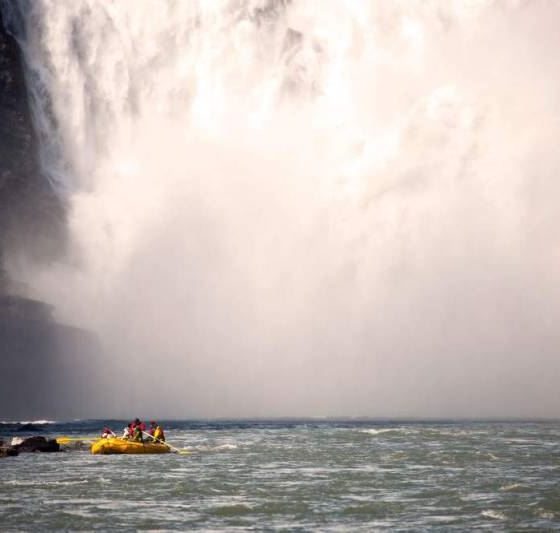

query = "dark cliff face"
0;6;65;267
0;9;105;419
0;297;104;419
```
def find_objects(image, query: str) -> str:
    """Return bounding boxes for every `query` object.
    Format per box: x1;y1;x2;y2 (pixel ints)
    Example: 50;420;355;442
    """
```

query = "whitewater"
1;419;560;530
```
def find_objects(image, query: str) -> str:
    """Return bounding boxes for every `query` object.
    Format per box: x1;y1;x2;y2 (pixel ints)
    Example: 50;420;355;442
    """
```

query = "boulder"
0;446;18;457
0;439;19;457
13;435;60;453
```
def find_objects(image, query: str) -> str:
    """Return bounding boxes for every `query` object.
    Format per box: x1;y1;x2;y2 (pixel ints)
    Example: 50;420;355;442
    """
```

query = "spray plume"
6;0;560;418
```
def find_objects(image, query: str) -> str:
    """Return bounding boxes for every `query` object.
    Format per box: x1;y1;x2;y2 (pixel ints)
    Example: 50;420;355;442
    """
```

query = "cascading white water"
7;0;560;417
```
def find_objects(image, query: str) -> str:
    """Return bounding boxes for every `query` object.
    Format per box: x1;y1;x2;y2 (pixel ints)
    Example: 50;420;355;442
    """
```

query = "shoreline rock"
12;435;60;453
0;438;19;457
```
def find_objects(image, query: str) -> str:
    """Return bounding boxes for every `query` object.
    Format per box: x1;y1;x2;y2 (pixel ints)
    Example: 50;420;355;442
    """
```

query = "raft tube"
91;437;170;455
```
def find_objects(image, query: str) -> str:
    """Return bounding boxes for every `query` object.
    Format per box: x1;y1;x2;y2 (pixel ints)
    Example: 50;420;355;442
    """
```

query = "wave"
0;419;57;425
214;443;238;450
481;510;506;521
187;443;239;452
360;428;400;436
499;483;524;492
5;479;89;487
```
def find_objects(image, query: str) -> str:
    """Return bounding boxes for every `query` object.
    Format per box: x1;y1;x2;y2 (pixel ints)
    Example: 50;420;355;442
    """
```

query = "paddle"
141;431;190;455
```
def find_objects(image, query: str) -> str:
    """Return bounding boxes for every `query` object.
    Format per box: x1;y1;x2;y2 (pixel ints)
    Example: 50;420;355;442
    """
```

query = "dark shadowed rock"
14;435;60;453
0;443;19;457
0;10;106;421
0;294;105;419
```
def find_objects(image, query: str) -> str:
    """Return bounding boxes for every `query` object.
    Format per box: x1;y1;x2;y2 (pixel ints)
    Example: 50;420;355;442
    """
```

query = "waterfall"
5;0;560;417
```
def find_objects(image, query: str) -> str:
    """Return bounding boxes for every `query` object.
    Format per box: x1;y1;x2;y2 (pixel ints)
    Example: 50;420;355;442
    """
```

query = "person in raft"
131;418;145;442
132;425;143;442
149;421;166;443
132;418;146;433
122;423;133;439
101;427;116;438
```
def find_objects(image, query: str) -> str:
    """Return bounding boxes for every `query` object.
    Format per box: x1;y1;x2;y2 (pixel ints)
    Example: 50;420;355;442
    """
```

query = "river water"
1;420;559;530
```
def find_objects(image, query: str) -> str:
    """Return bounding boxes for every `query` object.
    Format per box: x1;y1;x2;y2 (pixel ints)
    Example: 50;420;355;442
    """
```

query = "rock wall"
0;8;104;420
0;5;65;265
0;308;104;419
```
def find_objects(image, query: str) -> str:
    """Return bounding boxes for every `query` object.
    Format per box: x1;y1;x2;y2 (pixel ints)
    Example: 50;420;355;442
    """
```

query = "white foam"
213;443;238;450
479;451;498;460
360;428;398;436
499;483;523;492
0;420;57;425
481;510;506;520
183;442;238;452
5;479;88;487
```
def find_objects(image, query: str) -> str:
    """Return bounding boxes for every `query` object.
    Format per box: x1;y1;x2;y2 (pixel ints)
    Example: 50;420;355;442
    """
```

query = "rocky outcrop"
0;446;19;457
0;7;106;420
12;436;60;453
0;438;19;457
0;295;104;419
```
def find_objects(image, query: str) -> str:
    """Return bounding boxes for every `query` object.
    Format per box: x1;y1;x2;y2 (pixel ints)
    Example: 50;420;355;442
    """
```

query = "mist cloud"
8;0;560;418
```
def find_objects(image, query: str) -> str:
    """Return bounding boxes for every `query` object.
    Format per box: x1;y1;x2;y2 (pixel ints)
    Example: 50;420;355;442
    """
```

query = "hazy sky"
8;0;560;418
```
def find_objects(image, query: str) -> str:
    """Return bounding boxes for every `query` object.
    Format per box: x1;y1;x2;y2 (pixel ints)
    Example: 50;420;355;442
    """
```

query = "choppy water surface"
1;420;560;530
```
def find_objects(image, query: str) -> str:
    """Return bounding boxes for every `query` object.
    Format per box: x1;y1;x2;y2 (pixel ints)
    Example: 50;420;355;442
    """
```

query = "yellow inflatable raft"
91;437;170;455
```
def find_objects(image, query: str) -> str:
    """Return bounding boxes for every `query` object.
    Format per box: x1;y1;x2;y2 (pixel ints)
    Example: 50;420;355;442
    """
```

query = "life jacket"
153;426;165;441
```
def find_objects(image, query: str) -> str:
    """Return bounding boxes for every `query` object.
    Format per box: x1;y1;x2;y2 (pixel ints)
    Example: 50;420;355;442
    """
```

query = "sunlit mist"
7;0;560;418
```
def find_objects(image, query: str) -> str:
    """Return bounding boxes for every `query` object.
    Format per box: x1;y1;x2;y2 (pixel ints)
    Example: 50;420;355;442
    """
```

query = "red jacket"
132;421;146;432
